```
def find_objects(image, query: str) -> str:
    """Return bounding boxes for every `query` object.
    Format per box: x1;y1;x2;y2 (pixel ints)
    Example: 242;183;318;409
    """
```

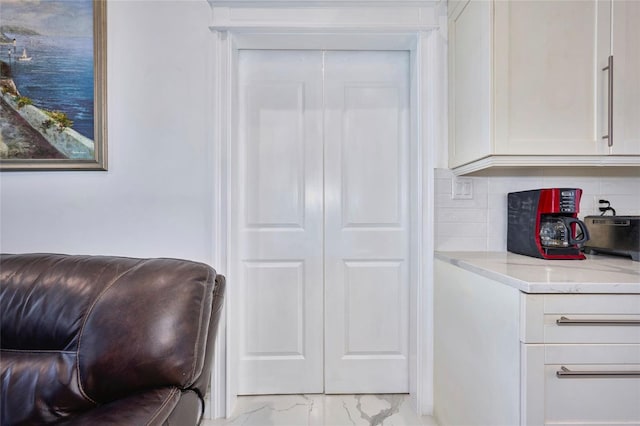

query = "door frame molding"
209;4;444;417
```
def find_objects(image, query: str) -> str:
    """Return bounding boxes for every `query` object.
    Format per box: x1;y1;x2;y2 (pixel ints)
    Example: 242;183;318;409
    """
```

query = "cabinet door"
611;0;640;155
494;0;604;156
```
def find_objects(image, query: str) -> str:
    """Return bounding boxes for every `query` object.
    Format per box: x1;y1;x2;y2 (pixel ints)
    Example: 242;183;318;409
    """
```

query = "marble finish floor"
203;394;437;426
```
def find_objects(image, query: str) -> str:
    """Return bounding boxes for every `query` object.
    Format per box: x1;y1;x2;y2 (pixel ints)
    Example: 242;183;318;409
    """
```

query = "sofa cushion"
78;258;214;402
1;254;138;352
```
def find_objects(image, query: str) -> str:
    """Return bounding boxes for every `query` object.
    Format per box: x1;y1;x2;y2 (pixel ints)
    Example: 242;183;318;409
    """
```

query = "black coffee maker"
507;188;590;259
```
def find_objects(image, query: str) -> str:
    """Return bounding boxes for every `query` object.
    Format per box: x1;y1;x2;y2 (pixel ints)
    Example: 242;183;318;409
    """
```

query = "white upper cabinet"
448;0;640;174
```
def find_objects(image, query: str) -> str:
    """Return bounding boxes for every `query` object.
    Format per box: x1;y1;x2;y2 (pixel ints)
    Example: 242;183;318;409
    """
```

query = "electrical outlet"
452;177;473;200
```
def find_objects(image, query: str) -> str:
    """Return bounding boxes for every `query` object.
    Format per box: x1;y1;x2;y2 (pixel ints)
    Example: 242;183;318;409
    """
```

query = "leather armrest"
60;387;182;426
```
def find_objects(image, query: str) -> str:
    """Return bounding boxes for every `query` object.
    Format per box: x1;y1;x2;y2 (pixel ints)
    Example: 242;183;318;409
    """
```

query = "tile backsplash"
434;168;640;251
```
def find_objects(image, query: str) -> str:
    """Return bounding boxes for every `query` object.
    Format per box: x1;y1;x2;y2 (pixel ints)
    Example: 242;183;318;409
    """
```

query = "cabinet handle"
557;366;640;378
602;55;614;147
556;316;640;326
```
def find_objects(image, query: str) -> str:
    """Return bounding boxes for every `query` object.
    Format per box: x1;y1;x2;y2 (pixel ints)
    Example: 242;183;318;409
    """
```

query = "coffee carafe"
508;188;590;259
539;216;589;248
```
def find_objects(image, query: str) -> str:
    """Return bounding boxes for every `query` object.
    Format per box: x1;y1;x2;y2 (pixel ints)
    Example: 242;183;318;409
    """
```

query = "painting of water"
0;0;107;170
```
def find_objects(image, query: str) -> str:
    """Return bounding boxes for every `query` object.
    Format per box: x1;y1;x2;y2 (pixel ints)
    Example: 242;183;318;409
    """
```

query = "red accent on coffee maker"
507;188;590;260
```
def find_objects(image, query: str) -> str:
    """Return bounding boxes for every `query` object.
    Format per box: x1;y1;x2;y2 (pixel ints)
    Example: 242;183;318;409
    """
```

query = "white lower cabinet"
434;259;640;426
521;294;640;425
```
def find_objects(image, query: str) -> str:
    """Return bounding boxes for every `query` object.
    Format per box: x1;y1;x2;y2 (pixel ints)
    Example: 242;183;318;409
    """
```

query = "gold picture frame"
0;0;107;171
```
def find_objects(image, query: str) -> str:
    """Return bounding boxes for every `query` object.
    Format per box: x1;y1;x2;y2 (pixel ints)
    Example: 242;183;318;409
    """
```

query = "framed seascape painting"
0;0;107;171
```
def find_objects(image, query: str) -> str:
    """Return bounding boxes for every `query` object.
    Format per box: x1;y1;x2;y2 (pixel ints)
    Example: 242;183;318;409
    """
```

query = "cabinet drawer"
542;314;640;344
545;364;640;425
521;294;640;343
522;344;640;425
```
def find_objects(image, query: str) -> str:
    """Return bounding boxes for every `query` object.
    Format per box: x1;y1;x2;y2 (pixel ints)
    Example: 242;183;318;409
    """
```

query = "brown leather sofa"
0;253;225;426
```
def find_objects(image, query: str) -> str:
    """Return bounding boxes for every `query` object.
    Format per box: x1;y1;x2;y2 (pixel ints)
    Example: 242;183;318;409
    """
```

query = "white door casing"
209;13;444;416
235;50;410;394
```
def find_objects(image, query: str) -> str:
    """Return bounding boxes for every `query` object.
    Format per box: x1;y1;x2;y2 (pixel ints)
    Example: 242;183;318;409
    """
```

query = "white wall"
435;168;640;251
0;1;216;265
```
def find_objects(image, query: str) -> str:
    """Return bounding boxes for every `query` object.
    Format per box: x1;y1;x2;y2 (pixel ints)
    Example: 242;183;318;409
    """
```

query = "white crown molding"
208;0;442;7
208;0;444;32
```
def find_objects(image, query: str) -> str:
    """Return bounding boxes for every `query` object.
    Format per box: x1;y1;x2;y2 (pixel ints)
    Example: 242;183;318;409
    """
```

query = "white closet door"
323;51;410;393
235;50;324;394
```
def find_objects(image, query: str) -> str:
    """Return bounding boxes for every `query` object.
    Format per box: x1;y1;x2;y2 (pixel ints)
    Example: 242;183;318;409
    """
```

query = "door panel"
235;50;324;394
324;51;410;393
343;261;405;354
495;0;602;154
245;83;306;227
342;85;402;226
244;261;305;356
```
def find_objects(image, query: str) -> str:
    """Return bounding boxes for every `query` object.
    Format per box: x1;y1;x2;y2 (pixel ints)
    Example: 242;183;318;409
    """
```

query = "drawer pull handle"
557;366;640;378
556;316;640;326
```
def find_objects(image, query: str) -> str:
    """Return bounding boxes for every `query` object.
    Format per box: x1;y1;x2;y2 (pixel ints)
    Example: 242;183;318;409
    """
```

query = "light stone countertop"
435;251;640;294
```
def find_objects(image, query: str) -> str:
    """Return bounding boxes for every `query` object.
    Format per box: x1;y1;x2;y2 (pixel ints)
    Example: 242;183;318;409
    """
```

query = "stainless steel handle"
602;55;614;147
557;366;640;378
556;316;640;326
